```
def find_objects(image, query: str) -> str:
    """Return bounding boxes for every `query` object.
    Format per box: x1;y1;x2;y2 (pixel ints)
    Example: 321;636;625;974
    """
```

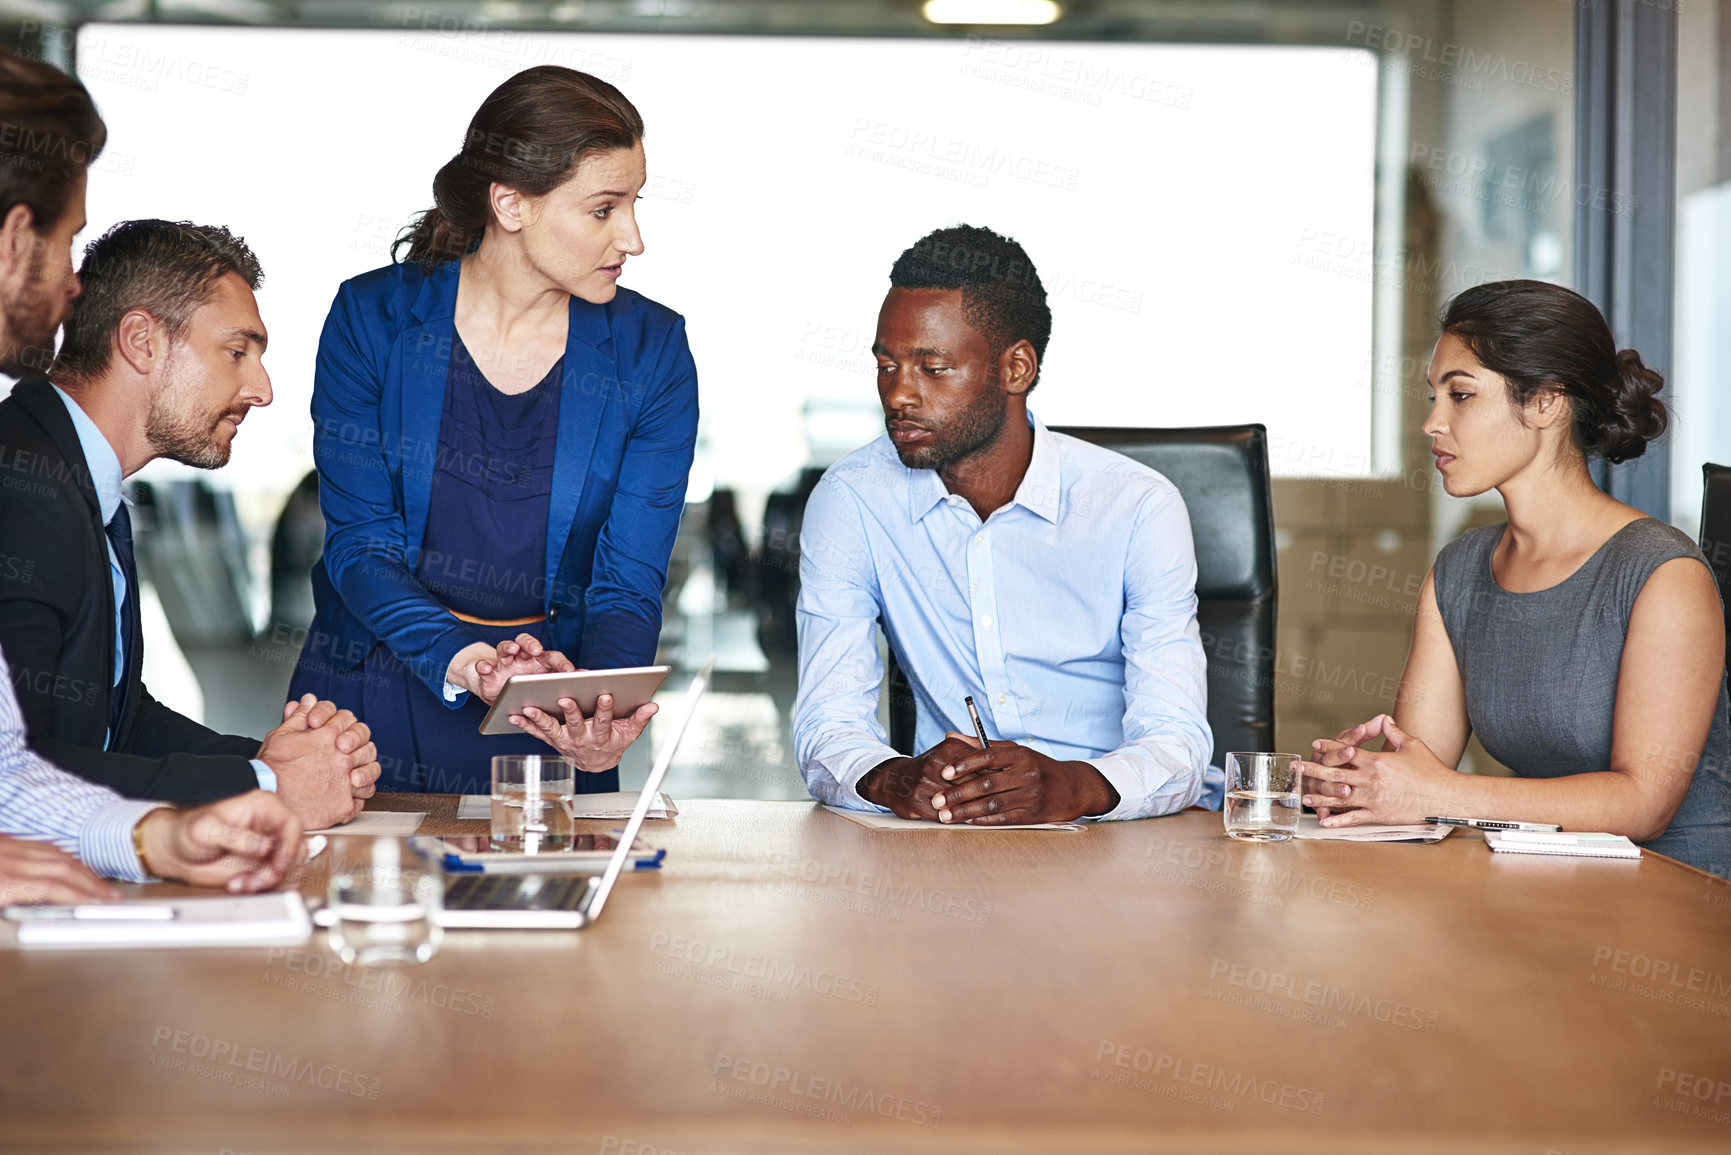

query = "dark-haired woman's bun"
1591;348;1668;464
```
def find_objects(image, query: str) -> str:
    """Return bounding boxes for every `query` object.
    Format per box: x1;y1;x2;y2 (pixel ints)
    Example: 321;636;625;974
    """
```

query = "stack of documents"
1484;830;1642;859
1293;816;1452;843
455;792;678;820
564;792;678;820
12;893;313;950
307;811;425;835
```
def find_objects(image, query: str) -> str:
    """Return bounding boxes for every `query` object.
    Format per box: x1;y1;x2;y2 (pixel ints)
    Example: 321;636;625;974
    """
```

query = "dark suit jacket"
0;378;259;802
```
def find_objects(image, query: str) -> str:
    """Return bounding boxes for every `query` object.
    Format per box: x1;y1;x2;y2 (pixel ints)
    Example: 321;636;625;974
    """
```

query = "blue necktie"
104;502;138;743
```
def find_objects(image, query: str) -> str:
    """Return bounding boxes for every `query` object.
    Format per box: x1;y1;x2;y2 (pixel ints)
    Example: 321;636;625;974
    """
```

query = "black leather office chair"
1700;463;1731;677
887;425;1277;769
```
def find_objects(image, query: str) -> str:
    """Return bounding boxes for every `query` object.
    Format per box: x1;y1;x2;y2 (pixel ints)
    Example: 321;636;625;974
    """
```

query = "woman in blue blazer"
289;67;698;795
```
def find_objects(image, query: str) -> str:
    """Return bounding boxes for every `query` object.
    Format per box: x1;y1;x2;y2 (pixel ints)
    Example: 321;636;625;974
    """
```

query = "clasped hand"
862;732;1117;824
1298;714;1455;827
257;695;380;828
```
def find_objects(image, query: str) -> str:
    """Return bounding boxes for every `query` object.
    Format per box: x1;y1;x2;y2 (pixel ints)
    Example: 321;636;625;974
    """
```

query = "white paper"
306;811;426;836
562;792;678;821
820;804;1083;832
15;892;312;949
1291;815;1452;843
457;795;490;820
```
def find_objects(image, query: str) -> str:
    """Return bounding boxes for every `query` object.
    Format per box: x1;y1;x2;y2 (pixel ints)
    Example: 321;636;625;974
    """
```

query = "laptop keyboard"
444;874;591;912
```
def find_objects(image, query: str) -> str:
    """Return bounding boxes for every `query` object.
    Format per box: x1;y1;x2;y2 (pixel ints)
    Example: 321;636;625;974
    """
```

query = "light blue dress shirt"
0;647;164;881
793;415;1215;821
47;387;276;792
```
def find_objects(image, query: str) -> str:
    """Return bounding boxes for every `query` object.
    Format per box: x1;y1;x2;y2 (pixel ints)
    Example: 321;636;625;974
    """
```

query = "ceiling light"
922;0;1062;26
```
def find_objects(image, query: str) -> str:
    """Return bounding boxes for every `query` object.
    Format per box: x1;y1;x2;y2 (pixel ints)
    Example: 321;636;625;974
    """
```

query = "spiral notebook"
1484;830;1642;860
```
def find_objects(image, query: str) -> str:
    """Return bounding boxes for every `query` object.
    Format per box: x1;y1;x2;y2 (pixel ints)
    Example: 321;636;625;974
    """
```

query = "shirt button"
997;693;1008;706
981;615;993;628
974;534;985;545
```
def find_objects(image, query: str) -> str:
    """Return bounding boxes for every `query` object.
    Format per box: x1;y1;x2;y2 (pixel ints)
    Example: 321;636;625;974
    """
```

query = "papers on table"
1293;815;1453;843
306;810;425;836
13;892;312;950
1485;830;1642;859
564;792;678;820
457;793;680;821
820;804;1083;832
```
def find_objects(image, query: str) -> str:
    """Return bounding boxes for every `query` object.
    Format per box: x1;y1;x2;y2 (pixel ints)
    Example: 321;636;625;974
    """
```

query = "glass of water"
326;836;443;967
1224;752;1302;841
491;754;576;852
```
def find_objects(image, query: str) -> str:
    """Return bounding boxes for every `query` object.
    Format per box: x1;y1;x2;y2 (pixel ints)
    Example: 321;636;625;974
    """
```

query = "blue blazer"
302;259;699;700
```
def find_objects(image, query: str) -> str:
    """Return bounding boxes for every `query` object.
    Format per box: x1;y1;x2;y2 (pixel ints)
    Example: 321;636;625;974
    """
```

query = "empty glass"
326;836;443;966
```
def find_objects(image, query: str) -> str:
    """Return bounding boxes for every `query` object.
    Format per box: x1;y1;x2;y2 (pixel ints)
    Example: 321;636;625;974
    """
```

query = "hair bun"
1595;348;1668;464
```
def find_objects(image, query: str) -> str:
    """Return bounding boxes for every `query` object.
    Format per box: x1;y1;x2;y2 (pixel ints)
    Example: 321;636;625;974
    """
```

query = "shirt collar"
50;383;124;525
1011;413;1063;524
905;411;1063;526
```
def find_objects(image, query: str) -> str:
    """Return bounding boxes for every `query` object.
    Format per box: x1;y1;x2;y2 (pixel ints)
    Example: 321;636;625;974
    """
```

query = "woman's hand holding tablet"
478;666;671;773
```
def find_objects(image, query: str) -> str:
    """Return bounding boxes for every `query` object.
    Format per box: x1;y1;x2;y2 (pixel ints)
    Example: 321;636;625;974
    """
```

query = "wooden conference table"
2;795;1729;1154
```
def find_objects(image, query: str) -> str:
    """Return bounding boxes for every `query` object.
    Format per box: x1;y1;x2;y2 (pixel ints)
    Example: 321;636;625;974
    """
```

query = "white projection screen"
74;24;1377;505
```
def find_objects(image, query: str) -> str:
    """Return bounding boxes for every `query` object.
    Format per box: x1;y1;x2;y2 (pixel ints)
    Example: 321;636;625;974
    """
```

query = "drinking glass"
491;754;577;852
326;836;443;966
1223;752;1302;841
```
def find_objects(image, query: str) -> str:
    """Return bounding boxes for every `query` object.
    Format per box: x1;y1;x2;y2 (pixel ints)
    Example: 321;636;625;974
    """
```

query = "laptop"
438;660;711;929
315;661;710;932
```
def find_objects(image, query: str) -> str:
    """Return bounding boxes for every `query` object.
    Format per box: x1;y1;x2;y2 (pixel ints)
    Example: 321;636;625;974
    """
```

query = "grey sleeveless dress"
1433;519;1731;878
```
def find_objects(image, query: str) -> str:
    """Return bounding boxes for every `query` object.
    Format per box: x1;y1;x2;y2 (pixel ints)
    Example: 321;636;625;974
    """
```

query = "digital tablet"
476;665;671;736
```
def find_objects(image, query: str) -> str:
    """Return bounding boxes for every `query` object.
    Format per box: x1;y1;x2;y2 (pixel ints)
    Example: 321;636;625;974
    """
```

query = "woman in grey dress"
1298;280;1731;877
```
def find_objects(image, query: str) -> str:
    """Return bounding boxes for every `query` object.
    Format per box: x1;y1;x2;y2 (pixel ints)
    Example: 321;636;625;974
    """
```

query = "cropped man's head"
888;225;1050;389
0;50;106;376
875;226;1049;470
55;220;270;469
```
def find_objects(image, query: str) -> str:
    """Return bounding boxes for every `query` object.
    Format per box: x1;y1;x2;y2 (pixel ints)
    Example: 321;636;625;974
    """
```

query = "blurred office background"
0;0;1714;795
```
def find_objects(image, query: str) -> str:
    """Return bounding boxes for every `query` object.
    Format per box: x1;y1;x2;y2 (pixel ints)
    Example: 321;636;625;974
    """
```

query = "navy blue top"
416;332;562;621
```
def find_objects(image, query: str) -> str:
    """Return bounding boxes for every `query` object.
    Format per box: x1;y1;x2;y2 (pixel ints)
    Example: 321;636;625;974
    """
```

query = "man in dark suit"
0;210;379;828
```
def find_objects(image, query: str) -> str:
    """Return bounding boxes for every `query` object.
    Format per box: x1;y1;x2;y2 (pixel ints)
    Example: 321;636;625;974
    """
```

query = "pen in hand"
964;695;991;751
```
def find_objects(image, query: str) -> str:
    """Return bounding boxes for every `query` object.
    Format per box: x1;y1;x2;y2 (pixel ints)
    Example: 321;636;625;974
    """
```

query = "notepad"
1484;830;1642;859
820;805;1083;831
14;892;313;950
306;810;425;836
1293;815;1453;843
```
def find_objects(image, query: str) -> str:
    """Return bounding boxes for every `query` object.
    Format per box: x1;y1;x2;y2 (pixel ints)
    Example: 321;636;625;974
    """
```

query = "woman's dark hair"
1439;279;1667;465
394;66;643;265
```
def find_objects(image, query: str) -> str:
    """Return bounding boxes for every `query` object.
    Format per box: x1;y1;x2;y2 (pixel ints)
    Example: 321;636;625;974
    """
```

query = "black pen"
1423;816;1562;833
963;695;991;749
